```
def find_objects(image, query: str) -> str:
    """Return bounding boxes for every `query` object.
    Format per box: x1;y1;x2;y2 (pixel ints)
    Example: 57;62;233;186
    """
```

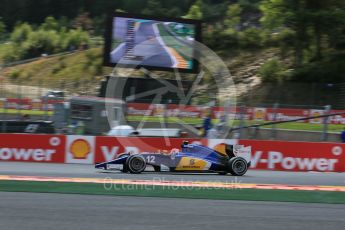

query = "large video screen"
103;12;201;73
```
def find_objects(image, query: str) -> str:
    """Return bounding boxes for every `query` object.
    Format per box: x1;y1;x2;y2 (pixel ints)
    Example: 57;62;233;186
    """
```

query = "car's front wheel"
126;155;146;174
227;157;248;176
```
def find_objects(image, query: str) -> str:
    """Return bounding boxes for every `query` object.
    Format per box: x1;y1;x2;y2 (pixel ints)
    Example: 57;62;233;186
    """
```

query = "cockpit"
181;140;191;149
181;141;214;155
181;141;235;158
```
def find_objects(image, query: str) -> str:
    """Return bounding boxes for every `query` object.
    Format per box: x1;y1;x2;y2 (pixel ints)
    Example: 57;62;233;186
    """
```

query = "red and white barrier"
0;134;65;163
1;99;345;124
1;134;345;172
0;98;63;111
239;140;345;172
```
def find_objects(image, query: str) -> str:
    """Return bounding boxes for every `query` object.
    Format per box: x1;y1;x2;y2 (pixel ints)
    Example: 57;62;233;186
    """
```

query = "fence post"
271;103;279;139
16;82;21;119
1;99;6;133
44;96;49;121
238;104;246;139
322;105;331;141
0;75;3;98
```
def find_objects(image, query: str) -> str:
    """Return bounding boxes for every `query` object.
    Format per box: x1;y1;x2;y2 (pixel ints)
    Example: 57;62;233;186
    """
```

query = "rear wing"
233;145;251;163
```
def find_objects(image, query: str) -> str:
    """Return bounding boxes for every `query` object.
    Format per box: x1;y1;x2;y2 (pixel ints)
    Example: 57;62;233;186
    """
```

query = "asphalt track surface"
1;192;345;230
1;162;345;186
111;21;174;67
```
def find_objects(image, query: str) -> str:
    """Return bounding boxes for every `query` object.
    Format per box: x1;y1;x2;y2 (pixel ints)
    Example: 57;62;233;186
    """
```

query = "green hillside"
1;48;107;96
0;0;344;104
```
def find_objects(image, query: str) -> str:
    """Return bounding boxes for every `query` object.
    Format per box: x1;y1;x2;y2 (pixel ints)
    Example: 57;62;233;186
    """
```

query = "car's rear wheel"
227;157;248;176
126;155;146;174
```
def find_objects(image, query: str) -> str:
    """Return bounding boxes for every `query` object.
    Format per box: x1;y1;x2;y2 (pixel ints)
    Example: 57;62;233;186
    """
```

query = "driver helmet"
181;140;189;148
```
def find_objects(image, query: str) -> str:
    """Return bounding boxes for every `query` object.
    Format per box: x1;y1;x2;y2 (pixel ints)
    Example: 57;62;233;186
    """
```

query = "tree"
3;19;90;62
73;12;93;34
260;0;310;67
259;58;285;82
166;7;182;18
260;0;345;66
10;23;33;44
22;29;60;58
183;0;203;20
305;0;345;59
201;1;228;23
65;28;90;49
142;0;165;17
40;16;59;31
0;19;6;40
239;27;266;48
224;4;242;30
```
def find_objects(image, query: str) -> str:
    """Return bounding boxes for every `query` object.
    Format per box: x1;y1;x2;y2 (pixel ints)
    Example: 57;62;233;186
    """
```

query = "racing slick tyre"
126;155;146;174
227;157;248;176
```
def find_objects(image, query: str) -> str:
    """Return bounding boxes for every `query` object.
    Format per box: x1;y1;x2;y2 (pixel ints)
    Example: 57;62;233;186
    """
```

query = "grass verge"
1;180;345;204
0;108;53;116
127;115;344;132
0;111;342;132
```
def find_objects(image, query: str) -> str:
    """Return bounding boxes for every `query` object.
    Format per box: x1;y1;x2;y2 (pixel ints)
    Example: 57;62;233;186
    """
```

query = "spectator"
341;128;345;143
21;114;30;121
217;114;226;134
203;113;213;137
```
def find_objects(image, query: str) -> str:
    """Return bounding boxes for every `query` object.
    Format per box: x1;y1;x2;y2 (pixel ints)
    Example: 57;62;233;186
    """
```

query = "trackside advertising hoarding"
0;134;65;163
0;98;63;111
239;140;345;172
2;98;345;124
1;134;345;172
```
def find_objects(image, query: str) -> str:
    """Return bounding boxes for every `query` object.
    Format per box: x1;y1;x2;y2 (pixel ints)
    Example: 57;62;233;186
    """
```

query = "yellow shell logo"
32;102;42;110
201;108;211;117
254;109;265;120
311;111;321;123
69;139;91;159
154;105;165;116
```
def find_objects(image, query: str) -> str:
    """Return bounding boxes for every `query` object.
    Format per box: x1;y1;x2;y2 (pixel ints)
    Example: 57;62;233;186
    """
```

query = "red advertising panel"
126;103;153;116
250;107;309;122
329;110;345;125
213;106;240;120
167;104;203;118
0;134;65;163
2;99;345;123
95;137;204;163
0;98;63;111
126;103;345;124
5;98;32;110
239;139;345;172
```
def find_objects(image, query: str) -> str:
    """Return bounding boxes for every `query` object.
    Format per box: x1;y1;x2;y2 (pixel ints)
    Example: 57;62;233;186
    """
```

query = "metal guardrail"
0;51;77;68
232;112;345;130
231;111;345;141
0;37;103;68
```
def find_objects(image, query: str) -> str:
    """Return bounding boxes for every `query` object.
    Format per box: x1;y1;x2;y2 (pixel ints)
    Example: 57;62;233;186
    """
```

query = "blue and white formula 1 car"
95;141;251;176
